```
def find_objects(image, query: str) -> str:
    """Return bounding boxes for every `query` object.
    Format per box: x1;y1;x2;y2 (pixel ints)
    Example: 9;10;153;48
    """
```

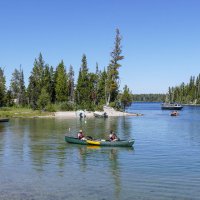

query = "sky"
0;0;200;94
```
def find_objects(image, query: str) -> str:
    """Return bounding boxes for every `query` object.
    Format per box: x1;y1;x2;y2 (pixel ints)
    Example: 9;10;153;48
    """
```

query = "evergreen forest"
133;74;200;105
0;29;133;112
167;74;200;104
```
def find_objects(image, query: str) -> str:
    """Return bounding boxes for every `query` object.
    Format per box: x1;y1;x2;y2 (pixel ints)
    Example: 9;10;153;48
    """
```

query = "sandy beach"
54;106;142;118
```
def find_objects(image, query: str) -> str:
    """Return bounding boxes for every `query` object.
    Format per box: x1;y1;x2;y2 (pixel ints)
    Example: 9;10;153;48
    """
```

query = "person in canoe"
77;130;86;140
109;130;119;141
170;111;179;116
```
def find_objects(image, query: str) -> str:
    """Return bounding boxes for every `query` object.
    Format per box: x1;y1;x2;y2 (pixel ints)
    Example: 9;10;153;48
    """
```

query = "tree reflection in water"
76;145;134;200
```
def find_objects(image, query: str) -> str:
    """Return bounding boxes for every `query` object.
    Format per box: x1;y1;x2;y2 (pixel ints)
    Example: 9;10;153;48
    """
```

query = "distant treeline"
134;74;200;104
133;94;166;102
168;74;200;104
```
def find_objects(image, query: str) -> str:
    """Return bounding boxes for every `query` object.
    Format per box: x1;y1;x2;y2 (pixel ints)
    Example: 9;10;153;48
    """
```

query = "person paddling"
77;130;86;140
109;130;119;141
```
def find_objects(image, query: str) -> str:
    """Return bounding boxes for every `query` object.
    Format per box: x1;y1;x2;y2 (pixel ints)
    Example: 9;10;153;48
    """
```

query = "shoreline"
1;103;200;119
54;106;143;118
54;110;143;118
182;104;200;106
0;110;143;119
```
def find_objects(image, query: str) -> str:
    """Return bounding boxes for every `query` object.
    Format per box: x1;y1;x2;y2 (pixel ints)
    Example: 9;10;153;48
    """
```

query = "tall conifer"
28;53;45;109
55;60;68;102
75;54;91;109
11;67;26;106
106;28;124;105
68;65;75;102
0;67;6;107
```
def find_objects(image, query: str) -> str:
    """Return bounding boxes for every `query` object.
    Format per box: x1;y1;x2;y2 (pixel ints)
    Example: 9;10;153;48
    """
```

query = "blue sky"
1;0;200;94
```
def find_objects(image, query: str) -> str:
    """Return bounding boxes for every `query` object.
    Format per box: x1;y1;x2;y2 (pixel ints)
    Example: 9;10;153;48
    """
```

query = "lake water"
0;103;200;200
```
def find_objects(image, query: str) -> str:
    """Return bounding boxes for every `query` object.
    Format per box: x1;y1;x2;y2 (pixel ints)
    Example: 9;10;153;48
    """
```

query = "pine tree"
6;90;14;107
121;85;132;111
68;65;75;102
27;53;45;109
10;68;20;103
168;87;173;102
88;72;98;109
0;67;6;107
196;74;200;103
10;67;26;106
106;28;124;105
43;65;55;103
55;60;68;102
97;69;107;105
19;69;26;106
75;69;82;105
93;63;100;106
75;54;91;109
37;88;50;110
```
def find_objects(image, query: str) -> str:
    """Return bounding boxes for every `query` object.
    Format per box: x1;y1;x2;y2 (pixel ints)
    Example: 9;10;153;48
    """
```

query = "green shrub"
46;104;56;112
57;102;75;111
94;104;104;111
109;102;115;108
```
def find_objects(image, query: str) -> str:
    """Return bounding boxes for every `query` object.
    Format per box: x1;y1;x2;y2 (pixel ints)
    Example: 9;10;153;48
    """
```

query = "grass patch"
0;107;54;118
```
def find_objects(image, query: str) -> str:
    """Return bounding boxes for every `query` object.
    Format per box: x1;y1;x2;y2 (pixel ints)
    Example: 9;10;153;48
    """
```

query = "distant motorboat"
161;103;183;110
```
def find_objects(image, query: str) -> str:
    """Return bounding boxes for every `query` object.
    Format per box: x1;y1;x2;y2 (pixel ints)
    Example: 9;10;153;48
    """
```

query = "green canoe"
65;136;134;147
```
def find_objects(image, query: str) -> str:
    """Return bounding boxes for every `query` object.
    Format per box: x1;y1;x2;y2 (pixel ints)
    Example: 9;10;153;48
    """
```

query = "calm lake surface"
1;102;200;200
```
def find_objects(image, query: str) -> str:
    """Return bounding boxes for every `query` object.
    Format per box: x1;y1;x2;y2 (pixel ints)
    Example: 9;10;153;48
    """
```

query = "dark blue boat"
161;103;183;110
